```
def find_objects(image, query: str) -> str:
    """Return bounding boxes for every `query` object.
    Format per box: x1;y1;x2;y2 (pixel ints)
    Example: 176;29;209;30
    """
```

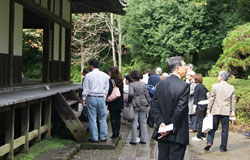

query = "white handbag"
202;114;213;133
107;79;121;102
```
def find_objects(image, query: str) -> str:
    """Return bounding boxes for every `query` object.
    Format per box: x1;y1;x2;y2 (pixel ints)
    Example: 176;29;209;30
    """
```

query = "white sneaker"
136;137;140;143
192;136;202;141
202;137;207;140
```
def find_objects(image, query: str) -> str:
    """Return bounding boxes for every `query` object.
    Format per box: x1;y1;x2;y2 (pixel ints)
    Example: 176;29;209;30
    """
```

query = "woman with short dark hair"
192;74;209;141
107;66;124;138
128;70;150;144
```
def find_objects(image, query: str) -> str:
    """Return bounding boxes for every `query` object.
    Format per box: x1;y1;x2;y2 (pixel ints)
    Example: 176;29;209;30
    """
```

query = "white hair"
219;71;229;81
155;67;162;74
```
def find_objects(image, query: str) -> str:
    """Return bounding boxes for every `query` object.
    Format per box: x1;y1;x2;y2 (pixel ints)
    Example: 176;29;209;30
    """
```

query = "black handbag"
79;107;88;122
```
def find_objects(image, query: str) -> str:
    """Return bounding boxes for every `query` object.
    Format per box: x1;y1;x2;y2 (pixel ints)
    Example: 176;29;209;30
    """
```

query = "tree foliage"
209;23;250;78
121;0;247;73
22;29;43;79
122;0;210;63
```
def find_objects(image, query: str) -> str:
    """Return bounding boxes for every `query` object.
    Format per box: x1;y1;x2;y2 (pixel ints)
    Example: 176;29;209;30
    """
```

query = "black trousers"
196;104;207;138
109;109;121;136
158;141;186;160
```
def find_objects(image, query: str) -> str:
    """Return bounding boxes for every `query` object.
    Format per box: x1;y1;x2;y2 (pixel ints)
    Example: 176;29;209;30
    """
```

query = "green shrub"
70;65;81;83
203;77;250;124
209;23;250;78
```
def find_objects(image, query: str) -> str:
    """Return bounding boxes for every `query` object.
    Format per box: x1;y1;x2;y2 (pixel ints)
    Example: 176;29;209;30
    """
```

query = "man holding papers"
151;56;189;160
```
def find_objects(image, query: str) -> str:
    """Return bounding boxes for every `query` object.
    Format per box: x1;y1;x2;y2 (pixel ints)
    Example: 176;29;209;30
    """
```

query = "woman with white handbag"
107;67;123;139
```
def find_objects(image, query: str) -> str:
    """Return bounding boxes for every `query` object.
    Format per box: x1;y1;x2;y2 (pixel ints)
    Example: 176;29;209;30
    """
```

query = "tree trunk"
110;13;117;67
117;17;122;73
80;41;85;72
192;52;198;66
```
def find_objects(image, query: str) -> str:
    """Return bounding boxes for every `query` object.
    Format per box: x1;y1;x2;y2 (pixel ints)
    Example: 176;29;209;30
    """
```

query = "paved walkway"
119;127;250;160
72;125;250;160
118;127;157;160
188;131;250;160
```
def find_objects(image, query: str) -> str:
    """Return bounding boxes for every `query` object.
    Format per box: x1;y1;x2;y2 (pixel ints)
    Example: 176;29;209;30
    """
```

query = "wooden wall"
0;54;22;86
0;54;9;86
13;56;22;85
49;61;66;82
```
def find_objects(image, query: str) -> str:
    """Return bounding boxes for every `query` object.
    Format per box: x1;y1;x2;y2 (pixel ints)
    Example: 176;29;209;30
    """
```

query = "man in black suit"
151;56;189;160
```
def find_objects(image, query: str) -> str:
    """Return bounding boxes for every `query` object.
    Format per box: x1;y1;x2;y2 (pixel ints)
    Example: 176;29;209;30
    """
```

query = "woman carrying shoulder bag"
129;70;150;145
107;67;124;139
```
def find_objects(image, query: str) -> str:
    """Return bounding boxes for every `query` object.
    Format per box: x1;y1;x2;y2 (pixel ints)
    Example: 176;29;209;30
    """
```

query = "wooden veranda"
0;0;126;159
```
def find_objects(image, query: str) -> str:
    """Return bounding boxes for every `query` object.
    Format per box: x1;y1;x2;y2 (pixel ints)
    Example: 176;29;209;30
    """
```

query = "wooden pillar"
5;107;15;160
34;101;42;142
58;0;62;81
42;19;51;83
50;23;54;82
21;103;30;152
48;0;51;10
64;29;71;81
44;99;52;138
64;1;72;81
8;0;15;86
59;25;62;81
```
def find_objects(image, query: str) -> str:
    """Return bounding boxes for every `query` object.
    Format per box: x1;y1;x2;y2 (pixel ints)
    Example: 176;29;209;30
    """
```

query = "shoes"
202;137;207;140
100;139;107;142
192;136;203;141
139;141;146;144
110;134;120;139
204;144;211;151
220;149;228;152
243;131;250;137
87;138;98;143
130;142;137;145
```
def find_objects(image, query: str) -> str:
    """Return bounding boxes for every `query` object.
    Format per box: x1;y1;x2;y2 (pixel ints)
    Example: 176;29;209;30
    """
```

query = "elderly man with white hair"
148;67;162;87
204;71;236;152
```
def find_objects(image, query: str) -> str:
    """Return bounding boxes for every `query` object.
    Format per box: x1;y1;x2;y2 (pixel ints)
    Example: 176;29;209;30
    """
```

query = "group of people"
81;57;236;160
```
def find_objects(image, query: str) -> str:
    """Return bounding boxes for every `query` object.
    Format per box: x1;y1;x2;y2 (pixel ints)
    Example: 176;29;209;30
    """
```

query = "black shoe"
87;138;98;143
130;142;137;145
204;144;211;151
220;149;228;152
100;139;107;142
110;133;121;139
139;141;146;144
243;131;250;137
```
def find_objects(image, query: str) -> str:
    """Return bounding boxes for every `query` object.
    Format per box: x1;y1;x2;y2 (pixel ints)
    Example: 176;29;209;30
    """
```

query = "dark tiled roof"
72;0;127;15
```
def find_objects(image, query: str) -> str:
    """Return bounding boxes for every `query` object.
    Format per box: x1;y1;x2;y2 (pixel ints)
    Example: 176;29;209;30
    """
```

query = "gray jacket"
188;82;196;114
128;81;150;107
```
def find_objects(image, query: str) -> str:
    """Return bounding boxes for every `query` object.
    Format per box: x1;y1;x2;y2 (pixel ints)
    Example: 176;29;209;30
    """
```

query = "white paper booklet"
158;124;173;133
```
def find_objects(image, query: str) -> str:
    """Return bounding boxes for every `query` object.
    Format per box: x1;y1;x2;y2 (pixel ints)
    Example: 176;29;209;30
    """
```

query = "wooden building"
0;0;126;159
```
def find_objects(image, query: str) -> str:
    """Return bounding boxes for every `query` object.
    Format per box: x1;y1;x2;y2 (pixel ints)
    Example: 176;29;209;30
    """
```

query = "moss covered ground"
14;136;75;160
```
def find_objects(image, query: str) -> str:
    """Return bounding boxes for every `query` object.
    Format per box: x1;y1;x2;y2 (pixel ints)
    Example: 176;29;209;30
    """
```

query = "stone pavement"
187;130;250;160
118;126;250;160
35;123;250;160
118;127;157;160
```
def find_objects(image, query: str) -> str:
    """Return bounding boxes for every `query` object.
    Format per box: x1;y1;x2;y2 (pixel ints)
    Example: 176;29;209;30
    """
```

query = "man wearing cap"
204;71;236;152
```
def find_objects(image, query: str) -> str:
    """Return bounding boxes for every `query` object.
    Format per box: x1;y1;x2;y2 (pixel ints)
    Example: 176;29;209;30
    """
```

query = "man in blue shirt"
82;59;110;142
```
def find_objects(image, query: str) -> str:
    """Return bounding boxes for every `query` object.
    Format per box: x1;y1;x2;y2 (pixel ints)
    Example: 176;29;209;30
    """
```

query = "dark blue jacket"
148;74;160;87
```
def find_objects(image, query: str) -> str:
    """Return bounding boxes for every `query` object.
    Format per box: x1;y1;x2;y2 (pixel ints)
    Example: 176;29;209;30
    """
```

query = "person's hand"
158;123;170;139
82;100;86;107
192;110;196;114
206;110;210;115
147;106;150;111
